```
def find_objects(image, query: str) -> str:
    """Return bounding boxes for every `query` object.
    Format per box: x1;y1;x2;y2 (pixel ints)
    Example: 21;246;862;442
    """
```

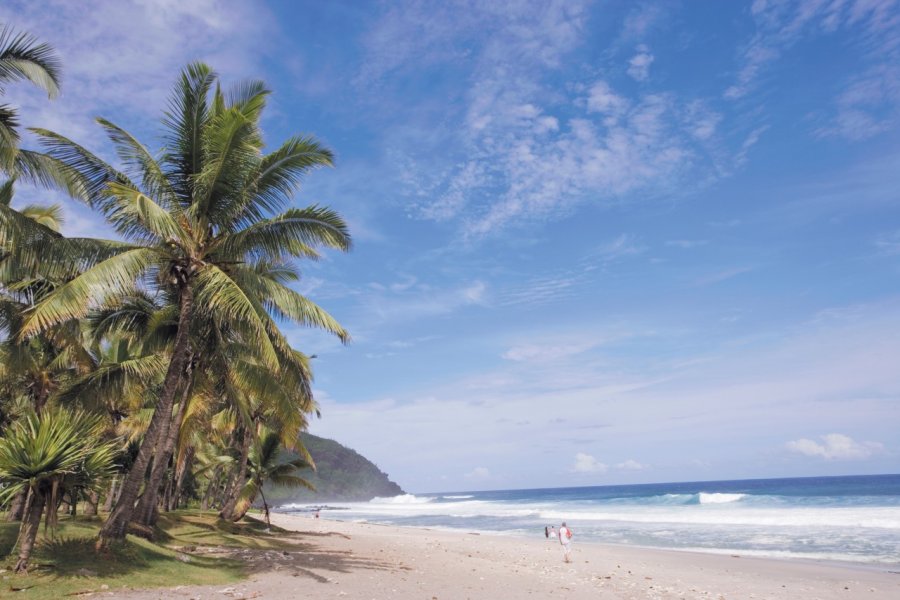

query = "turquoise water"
280;474;900;564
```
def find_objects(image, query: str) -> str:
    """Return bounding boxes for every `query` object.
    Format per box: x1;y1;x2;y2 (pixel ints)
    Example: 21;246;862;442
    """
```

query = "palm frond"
97;118;176;206
213;205;351;265
224;138;335;229
193;264;278;369
0;25;61;98
31;128;131;206
20;247;159;338
161;62;217;204
13;150;87;200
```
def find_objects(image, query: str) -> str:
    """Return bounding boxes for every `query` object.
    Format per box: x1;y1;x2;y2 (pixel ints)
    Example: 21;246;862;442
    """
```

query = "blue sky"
3;0;899;492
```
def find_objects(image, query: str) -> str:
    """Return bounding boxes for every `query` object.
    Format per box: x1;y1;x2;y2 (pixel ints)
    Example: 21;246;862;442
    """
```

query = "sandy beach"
110;512;899;599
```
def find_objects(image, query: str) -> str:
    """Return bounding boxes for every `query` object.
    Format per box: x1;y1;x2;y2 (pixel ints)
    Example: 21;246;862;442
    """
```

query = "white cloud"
374;7;729;237
571;453;608;473
466;467;491;480
786;433;884;460
615;459;647;470
0;0;275;146
627;47;655;81
586;81;629;118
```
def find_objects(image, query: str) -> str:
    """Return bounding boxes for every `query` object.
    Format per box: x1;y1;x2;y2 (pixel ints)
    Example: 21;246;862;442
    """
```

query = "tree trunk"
102;476;117;512
201;464;221;511
14;487;45;574
6;489;26;522
83;490;99;516
259;486;271;529
133;376;191;526
219;424;252;521
170;445;195;511
98;283;194;547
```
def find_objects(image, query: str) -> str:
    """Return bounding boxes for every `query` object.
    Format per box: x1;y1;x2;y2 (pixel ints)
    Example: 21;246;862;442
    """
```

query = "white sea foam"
370;494;435;504
443;495;475;499
697;492;746;504
329;498;900;530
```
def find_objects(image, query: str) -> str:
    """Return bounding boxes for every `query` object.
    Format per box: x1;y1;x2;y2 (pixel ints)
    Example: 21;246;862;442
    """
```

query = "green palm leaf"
20;247;159;338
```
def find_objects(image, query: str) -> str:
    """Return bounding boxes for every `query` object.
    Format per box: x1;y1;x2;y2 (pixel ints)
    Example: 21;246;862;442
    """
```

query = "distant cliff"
266;433;404;504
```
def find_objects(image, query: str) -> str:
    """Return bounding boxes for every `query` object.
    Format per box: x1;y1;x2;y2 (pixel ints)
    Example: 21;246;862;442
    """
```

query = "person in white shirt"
558;522;573;562
548;525;556;540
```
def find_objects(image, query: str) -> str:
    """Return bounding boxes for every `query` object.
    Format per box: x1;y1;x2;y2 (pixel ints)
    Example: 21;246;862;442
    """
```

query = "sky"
2;0;899;493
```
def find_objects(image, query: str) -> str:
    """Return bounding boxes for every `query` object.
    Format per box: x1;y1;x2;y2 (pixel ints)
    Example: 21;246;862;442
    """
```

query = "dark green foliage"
264;433;403;503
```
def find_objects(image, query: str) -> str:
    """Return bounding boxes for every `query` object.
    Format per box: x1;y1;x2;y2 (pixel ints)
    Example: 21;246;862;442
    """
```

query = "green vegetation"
0;21;382;588
265;433;404;503
0;512;288;598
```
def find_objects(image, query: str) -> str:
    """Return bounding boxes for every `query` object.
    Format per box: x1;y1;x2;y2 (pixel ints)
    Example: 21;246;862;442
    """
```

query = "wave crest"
370;494;435;505
698;493;746;505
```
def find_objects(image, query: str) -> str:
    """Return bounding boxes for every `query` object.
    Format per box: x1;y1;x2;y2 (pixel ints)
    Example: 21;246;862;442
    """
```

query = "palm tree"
0;407;117;573
0;25;81;199
22;62;351;545
0;24;60;163
234;430;313;528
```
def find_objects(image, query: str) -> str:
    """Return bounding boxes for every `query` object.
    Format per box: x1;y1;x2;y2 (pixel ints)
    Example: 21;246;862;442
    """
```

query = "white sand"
113;512;899;599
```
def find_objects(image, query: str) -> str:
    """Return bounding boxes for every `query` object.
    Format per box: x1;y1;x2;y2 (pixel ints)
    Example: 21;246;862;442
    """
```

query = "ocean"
280;474;900;565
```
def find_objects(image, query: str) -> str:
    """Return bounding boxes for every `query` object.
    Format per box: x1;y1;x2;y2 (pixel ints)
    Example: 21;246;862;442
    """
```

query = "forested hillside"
266;433;404;503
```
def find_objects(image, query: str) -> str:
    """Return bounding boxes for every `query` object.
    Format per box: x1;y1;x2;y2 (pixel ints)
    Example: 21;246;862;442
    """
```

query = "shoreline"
277;510;900;574
115;511;900;599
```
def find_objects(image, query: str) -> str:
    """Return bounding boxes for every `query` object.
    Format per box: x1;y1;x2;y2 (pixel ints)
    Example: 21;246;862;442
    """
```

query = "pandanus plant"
0;408;117;573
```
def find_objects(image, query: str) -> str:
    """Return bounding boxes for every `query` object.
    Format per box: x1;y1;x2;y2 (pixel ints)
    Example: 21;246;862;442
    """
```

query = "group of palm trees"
0;26;350;573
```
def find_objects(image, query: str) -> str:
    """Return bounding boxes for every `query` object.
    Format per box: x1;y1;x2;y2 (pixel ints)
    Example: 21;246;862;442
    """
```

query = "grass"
0;511;288;599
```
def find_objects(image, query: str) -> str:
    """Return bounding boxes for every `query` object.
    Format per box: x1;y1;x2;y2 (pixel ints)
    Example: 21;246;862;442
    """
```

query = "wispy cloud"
363;3;734;238
615;459;648;470
502;340;596;362
727;0;900;140
874;230;900;256
311;298;900;489
695;266;754;286
0;0;276;145
666;239;708;249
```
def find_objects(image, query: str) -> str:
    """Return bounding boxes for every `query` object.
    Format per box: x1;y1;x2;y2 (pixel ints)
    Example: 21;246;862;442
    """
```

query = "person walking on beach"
548;525;557;540
558;522;573;563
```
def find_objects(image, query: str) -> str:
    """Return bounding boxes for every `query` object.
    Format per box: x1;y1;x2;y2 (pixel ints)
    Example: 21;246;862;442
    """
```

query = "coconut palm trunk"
134;375;191;526
98;283;194;546
83;490;99;516
6;489;26;521
14;487;45;573
201;464;221;511
102;476;117;512
169;445;194;511
259;487;271;529
219;424;252;521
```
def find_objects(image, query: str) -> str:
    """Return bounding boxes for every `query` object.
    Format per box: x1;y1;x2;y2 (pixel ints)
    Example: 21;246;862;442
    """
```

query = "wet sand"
113;512;899;599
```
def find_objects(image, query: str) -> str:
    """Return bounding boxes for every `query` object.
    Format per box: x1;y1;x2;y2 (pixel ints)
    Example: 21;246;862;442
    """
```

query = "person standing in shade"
558;521;573;563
